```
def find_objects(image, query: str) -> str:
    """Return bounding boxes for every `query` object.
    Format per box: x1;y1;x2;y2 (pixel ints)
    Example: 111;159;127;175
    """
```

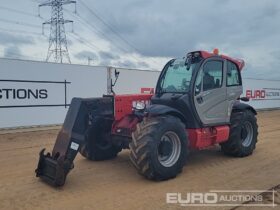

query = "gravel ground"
0;110;279;210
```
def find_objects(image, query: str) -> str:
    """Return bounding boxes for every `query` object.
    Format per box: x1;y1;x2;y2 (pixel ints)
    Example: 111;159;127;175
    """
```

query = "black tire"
129;115;188;181
79;117;122;161
221;110;258;157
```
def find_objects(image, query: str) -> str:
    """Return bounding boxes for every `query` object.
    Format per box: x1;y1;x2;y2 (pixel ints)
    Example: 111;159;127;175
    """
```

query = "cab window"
194;60;223;95
160;59;197;93
227;61;241;86
195;69;203;95
202;61;223;91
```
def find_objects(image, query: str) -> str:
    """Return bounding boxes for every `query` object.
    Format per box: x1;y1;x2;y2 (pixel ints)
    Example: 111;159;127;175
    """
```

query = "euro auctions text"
166;190;277;207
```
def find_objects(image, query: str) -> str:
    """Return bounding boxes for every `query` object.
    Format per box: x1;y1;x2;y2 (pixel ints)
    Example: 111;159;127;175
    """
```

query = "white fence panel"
0;59;108;128
1;58;279;129
242;78;280;110
110;67;160;94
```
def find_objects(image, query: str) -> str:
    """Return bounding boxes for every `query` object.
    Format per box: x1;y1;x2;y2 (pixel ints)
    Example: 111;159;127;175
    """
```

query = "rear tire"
79;117;122;161
221;110;258;157
129;115;188;181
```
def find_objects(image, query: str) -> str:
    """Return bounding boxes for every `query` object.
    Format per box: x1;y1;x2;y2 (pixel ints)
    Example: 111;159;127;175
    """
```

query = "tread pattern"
79;118;121;161
129;116;187;180
221;110;258;157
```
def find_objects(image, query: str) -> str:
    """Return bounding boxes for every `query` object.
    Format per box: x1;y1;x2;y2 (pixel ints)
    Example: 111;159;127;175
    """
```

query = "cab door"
193;58;228;125
225;60;243;122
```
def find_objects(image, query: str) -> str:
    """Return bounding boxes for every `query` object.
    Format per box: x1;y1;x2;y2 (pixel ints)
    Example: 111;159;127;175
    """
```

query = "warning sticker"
70;142;79;151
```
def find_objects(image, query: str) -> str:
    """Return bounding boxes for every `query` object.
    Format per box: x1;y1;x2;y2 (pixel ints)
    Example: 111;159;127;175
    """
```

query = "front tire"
129;116;188;181
79;117;122;161
221;110;258;157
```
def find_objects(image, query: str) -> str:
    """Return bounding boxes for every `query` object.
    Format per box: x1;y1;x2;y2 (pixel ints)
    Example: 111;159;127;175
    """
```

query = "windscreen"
159;54;201;93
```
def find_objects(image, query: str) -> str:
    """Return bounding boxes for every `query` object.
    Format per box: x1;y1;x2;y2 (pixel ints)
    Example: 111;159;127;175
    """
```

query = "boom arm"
35;97;114;186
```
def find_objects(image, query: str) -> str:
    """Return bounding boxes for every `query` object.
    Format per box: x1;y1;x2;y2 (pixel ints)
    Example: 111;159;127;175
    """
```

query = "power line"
0;17;41;29
65;9;132;55
66;9;134;58
79;0;141;53
39;0;76;64
65;9;146;64
0;27;45;37
78;0;160;65
0;48;43;61
0;6;37;17
33;0;158;66
68;32;101;51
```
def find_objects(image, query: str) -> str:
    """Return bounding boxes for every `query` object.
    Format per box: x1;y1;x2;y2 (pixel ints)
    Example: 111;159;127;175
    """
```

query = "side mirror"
111;69;120;95
186;56;191;70
239;97;250;102
115;69;120;78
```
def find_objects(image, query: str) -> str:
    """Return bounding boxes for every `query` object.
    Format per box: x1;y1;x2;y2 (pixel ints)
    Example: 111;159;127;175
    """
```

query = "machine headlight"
134;101;146;111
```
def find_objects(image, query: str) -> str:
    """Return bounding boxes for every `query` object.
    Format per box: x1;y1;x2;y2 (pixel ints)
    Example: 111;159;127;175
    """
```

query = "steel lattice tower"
39;0;76;63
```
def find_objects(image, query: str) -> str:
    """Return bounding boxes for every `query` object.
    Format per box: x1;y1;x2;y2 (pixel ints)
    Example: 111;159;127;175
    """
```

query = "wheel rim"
241;121;253;147
158;131;181;167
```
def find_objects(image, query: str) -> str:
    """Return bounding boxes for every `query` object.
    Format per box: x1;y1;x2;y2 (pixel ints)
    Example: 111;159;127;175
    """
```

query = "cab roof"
198;50;245;71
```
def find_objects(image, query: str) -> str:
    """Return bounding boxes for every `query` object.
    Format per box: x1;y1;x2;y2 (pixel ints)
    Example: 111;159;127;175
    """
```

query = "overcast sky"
0;0;279;79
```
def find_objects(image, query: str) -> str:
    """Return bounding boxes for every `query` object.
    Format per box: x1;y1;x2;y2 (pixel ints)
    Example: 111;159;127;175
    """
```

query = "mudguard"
145;104;187;123
232;101;257;115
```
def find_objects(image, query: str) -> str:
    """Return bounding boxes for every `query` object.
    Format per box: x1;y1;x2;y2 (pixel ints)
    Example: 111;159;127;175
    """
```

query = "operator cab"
158;52;202;94
150;50;243;128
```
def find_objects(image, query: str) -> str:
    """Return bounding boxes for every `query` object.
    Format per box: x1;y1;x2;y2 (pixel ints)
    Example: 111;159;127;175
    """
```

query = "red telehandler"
35;50;258;186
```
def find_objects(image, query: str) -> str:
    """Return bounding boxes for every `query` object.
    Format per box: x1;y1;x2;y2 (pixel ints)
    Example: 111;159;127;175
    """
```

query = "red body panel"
200;51;245;71
187;126;230;149
113;95;230;148
112;115;140;137
112;94;153;137
114;94;153;121
141;88;155;94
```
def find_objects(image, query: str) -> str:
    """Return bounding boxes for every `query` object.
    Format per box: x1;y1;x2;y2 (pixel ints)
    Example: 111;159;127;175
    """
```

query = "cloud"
97;51;121;66
99;51;120;60
137;61;149;69
4;45;22;58
74;50;98;60
115;60;137;68
86;0;280;58
0;0;280;79
0;31;34;46
111;60;150;69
